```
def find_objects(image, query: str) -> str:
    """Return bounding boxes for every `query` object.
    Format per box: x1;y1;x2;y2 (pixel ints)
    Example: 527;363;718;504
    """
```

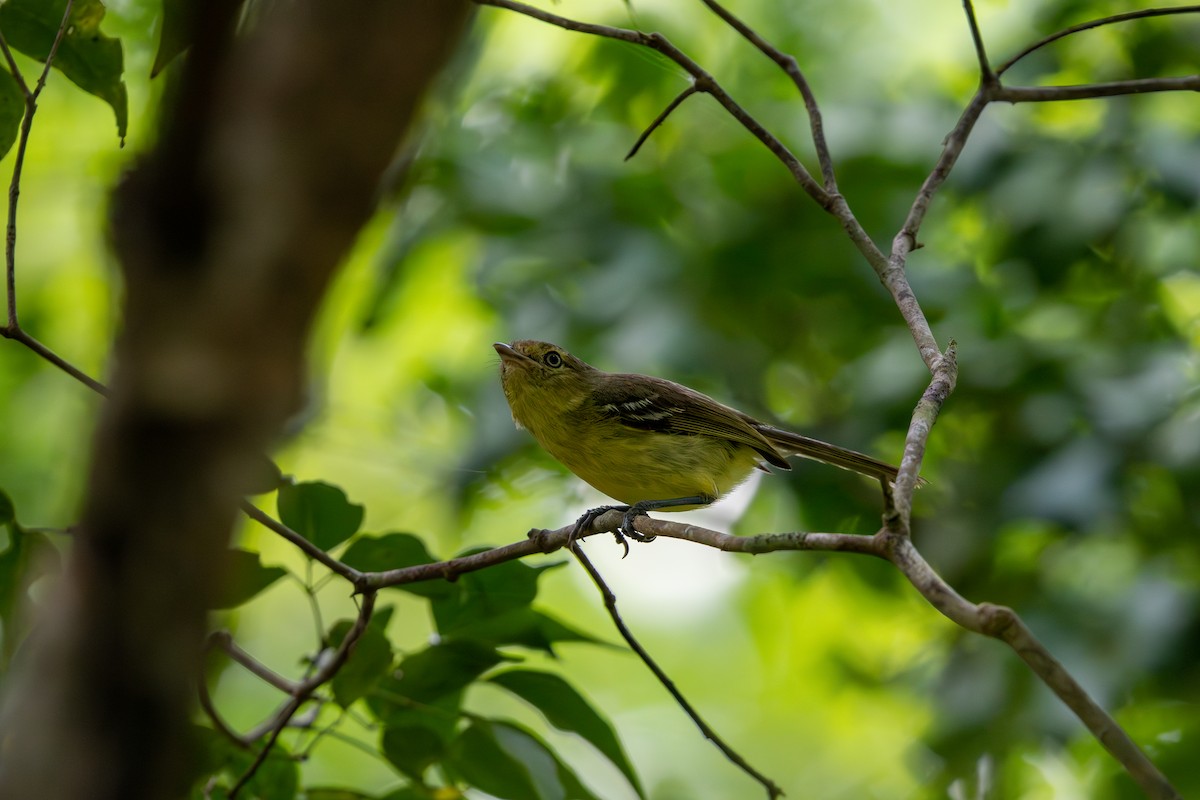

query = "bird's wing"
591;375;790;469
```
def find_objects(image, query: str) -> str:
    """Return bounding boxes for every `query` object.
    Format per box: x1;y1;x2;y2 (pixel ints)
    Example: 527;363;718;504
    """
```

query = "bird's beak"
493;342;532;365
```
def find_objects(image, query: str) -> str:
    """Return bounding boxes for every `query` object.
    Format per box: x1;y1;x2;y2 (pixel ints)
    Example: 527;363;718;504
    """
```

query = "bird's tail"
756;424;924;486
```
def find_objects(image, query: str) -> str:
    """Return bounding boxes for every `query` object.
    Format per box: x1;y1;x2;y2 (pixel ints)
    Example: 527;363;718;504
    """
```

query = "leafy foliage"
0;0;127;140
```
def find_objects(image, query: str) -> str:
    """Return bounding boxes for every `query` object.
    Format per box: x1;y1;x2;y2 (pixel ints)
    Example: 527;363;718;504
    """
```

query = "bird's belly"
547;433;761;509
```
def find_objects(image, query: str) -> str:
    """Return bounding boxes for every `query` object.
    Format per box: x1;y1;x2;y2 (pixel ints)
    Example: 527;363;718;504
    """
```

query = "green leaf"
380;724;446;781
0;0;127;141
304;791;377;800
211;549;287;610
431;556;564;634
492;719;603;800
342;532;437;572
340;533;454;598
0;523;58;669
329;611;394;707
384;640;508;705
0;67;21;160
365;688;461;740
444;607;609;654
488;669;644;798
446;720;542;800
277;480;363;551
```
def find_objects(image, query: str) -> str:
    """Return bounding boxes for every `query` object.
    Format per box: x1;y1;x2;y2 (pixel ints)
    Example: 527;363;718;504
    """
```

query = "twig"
695;0;836;190
239;499;363;584
996;75;1200;102
961;0;994;82
209;630;301;695
197;666;253;749
893;341;957;529
227;591;378;798
472;0;829;208
0;327;111;396
887;88;988;368
2;0;75;329
996;6;1200;75
625;84;699;161
884;537;1181;800
569;541;784;800
473;0;942;377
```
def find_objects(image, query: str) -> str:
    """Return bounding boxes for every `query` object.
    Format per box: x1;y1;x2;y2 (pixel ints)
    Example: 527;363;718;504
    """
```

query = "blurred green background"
1;0;1197;797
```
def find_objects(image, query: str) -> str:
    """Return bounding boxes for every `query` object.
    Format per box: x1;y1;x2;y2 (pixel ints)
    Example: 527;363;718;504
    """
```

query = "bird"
494;339;914;551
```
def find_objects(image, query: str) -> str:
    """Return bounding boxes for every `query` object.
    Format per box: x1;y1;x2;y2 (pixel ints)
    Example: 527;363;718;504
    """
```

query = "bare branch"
2;0;75;329
695;0;836;189
571;541;784;799
474;0;947;374
625;84;699;161
887;90;989;369
893;341;957;529
961;0;994;82
885;538;1181;800
239;500;363;584
996;75;1200;102
198;671;253;750
997;5;1200;76
227;591;378;797
0;327;111;396
473;0;830;207
209;630;301;695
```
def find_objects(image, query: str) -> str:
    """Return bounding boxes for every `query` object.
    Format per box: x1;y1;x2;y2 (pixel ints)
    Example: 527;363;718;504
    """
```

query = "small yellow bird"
495;340;912;549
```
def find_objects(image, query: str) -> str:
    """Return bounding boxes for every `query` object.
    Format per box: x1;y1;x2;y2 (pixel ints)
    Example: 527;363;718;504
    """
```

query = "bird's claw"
571;504;656;557
620;508;655;544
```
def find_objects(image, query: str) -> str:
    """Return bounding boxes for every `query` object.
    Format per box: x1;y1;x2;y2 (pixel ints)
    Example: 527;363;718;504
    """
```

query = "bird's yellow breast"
535;420;762;508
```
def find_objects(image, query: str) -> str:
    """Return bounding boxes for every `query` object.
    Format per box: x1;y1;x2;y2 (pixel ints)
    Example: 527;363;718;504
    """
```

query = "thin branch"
996;75;1200;102
473;0;829;207
570;541;784;800
961;0;994;82
198;668;254;749
0;327;111;396
892;341;957;529
227;591;378;798
31;1;76;99
475;0;943;374
625;84;698;161
209;630;301;695
695;0;836;190
0;35;29;98
367;511;883;593
887;90;989;369
895;91;988;249
997;5;1200;75
630;515;886;558
2;0;75;329
0;330;363;586
239;499;363;584
884;537;1181;800
364;505;1183;798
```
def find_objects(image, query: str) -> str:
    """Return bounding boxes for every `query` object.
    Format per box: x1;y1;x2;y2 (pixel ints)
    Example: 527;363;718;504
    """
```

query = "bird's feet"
570;504;655;558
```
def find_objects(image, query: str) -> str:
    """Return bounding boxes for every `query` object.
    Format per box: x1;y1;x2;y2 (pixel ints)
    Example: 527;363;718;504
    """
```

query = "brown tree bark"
0;3;470;798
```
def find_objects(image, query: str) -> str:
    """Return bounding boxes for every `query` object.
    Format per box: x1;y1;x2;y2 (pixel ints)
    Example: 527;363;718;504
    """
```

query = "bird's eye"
544;351;563;368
